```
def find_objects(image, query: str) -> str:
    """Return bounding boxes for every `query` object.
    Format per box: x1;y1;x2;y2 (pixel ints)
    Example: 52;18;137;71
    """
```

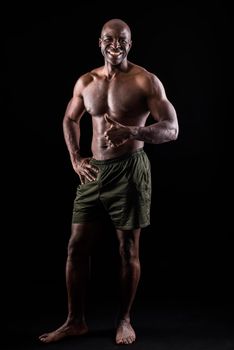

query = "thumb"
104;113;121;127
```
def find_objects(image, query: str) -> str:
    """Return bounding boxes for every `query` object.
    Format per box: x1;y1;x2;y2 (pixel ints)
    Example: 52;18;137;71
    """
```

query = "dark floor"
4;293;234;350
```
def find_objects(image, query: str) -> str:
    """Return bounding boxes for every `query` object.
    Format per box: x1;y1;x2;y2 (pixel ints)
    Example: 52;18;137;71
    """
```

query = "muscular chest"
83;77;145;116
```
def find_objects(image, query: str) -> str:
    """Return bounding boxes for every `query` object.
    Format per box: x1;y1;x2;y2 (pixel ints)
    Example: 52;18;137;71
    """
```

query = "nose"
111;39;121;48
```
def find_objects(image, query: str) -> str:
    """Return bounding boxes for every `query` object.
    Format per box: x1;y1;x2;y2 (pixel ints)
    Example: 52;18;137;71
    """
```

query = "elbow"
167;126;179;141
172;126;179;140
164;119;179;142
63;114;75;129
170;122;179;141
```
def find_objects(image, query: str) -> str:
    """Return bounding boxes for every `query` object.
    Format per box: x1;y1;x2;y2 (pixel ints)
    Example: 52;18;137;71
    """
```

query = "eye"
102;37;112;43
119;39;128;44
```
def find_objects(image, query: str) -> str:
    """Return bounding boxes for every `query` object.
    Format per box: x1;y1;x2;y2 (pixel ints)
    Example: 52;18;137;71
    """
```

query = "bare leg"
115;228;141;345
39;222;99;343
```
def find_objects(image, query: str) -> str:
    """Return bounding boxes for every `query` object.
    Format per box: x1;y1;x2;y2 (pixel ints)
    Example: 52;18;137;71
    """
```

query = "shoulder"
74;72;94;89
133;64;161;86
73;68;102;96
130;63;165;97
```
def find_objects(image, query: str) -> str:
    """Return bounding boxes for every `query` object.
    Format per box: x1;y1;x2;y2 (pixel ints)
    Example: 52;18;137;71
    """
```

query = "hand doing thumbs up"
104;113;133;148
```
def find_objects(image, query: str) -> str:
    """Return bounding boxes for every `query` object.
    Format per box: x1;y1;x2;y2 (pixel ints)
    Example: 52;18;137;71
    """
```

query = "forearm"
63;117;81;167
131;121;178;144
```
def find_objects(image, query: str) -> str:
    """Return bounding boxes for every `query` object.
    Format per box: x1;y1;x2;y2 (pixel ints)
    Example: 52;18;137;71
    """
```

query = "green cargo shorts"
72;148;151;230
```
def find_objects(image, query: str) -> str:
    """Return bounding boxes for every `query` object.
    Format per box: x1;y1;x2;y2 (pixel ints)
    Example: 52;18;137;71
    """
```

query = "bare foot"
39;321;88;343
115;319;136;345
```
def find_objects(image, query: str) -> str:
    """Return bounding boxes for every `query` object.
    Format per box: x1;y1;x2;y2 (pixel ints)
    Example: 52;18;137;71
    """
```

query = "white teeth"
108;51;121;56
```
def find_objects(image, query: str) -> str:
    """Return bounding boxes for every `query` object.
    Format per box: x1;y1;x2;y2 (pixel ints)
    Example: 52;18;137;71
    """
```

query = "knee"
67;238;88;262
119;241;139;265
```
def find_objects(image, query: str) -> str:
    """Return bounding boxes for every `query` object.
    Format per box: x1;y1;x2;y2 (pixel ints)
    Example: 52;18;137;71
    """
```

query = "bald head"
101;19;131;40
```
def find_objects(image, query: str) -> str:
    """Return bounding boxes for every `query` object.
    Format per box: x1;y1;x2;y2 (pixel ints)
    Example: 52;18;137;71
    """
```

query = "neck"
104;60;129;80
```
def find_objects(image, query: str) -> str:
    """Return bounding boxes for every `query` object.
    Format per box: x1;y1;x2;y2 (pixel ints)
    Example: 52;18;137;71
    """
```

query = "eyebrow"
101;33;129;39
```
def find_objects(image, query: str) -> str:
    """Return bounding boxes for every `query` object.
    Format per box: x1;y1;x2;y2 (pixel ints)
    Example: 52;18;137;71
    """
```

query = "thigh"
72;181;103;224
106;172;151;230
69;222;103;252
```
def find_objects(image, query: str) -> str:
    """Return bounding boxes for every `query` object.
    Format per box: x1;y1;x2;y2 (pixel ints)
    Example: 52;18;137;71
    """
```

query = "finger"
107;140;117;148
86;163;99;173
81;158;99;175
80;175;85;184
82;169;97;181
107;139;113;146
104;129;112;137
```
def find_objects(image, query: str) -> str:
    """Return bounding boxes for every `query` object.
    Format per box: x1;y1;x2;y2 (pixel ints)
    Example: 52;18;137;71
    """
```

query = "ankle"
66;316;86;325
119;316;130;323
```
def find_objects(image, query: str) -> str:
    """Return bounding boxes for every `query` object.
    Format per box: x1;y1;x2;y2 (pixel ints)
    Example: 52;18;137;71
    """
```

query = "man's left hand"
104;114;137;147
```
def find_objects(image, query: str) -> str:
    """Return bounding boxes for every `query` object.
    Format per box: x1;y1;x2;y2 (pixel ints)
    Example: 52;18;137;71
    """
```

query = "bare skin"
116;320;136;345
39;322;88;343
39;18;178;345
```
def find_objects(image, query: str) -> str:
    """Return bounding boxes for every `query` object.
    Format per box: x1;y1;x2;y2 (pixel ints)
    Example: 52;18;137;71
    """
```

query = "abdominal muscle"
91;135;144;160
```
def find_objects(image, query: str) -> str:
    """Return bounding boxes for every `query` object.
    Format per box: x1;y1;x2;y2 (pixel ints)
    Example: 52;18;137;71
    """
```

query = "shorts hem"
114;222;150;230
72;218;100;224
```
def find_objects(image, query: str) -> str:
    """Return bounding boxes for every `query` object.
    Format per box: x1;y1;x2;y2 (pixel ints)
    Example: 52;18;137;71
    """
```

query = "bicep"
64;76;89;123
148;96;177;125
146;75;177;126
64;95;86;123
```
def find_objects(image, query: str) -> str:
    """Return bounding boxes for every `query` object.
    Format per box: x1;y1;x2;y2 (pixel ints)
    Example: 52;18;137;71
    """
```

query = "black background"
3;0;232;345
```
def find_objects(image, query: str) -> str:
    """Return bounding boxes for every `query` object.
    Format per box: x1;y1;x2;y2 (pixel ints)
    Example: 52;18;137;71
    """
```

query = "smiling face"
99;19;132;66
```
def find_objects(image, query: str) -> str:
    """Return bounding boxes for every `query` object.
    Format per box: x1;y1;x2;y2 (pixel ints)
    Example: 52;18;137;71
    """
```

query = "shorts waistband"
90;148;145;165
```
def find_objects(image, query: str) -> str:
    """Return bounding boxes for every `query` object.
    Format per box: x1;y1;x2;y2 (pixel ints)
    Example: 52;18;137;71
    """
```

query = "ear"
99;38;102;47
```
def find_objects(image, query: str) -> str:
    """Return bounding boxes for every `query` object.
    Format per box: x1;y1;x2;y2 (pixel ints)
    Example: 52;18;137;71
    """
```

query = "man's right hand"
73;157;99;184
